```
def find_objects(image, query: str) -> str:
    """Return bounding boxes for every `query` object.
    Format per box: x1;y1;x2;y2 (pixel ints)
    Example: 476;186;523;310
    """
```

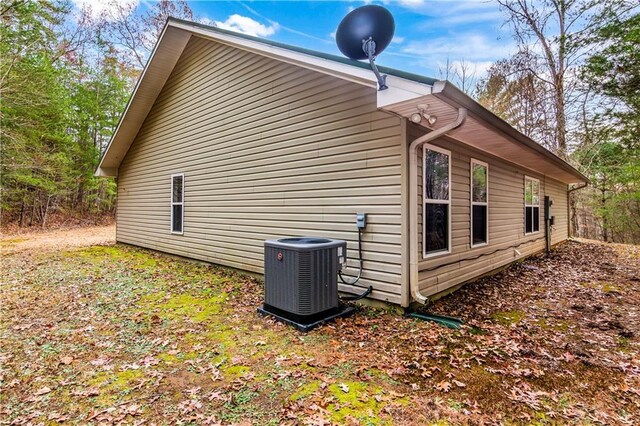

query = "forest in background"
0;0;194;228
1;0;638;243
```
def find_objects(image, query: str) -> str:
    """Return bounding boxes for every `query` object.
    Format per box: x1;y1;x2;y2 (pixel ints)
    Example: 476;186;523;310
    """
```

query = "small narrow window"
171;174;184;234
524;176;540;234
423;144;451;257
471;160;488;247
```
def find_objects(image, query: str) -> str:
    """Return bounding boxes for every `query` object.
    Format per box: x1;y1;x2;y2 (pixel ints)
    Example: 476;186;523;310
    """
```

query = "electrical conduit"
409;108;467;304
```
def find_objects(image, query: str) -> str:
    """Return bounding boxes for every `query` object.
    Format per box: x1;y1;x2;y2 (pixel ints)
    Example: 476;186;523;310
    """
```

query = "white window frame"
524;175;540;235
170;173;184;235
423;143;452;258
470;159;489;248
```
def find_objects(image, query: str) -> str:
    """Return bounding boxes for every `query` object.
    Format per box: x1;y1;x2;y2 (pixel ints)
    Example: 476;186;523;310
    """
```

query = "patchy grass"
0;237;28;245
1;235;639;424
490;310;526;325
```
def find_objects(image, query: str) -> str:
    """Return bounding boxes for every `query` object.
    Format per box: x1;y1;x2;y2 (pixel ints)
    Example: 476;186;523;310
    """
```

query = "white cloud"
383;32;517;80
441;10;504;25
414;1;503;25
391;36;405;44
398;0;425;7
71;0;140;20
329;31;337;40
214;14;280;37
441;59;494;78
402;33;516;63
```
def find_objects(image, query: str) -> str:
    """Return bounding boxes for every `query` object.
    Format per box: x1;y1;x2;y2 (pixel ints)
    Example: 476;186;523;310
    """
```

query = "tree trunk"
19;197;26;227
554;77;567;156
96;183;103;214
28;197;37;227
77;179;85;215
41;195;51;228
601;182;608;242
569;193;578;237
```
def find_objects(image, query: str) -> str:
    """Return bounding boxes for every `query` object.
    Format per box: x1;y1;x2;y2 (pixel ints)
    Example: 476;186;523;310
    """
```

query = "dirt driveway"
1;225;115;254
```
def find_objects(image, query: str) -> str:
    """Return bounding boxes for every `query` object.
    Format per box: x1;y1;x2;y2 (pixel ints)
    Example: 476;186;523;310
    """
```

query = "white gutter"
409;108;467;304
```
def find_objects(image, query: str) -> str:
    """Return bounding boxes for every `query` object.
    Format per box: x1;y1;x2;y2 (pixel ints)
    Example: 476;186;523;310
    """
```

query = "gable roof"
170;18;438;87
96;17;587;184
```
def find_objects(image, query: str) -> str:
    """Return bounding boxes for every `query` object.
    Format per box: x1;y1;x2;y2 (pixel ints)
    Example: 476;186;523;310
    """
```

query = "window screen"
171;174;184;234
424;146;451;256
471;161;488;246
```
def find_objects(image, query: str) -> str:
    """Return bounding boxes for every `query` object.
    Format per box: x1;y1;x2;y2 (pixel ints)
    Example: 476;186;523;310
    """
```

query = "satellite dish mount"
362;37;387;90
336;5;395;91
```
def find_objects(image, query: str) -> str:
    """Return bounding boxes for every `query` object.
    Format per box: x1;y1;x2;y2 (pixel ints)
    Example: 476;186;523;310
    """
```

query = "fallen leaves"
1;235;638;425
452;379;466;388
34;386;51;396
436;381;451;392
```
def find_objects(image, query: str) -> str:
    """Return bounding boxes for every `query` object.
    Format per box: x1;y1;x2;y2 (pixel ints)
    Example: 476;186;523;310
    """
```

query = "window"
423;144;451;257
471;160;488;247
171;174;184;234
524;176;540;234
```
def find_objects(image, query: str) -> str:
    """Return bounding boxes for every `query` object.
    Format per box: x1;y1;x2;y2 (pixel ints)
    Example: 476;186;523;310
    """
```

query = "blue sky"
189;1;516;79
80;1;518;80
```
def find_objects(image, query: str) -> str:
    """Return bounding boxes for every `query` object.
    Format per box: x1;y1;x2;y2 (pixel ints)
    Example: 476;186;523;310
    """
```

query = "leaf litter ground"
1;228;638;424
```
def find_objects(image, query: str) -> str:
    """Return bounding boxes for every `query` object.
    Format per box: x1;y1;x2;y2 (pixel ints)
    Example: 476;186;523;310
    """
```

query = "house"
96;18;588;307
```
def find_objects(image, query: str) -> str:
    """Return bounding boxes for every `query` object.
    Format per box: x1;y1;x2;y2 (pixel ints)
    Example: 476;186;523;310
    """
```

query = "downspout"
409;108;467;304
568;183;588;193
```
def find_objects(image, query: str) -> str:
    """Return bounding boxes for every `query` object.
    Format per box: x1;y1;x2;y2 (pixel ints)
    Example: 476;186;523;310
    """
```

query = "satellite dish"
336;5;395;90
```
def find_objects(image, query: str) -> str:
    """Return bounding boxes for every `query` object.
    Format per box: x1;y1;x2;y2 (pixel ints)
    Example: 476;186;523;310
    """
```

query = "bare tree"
496;0;617;157
438;56;478;96
477;50;557;149
103;0;194;69
452;59;478;95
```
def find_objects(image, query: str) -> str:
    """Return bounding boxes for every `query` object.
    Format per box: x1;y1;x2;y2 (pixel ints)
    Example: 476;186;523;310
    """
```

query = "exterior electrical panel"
263;237;346;319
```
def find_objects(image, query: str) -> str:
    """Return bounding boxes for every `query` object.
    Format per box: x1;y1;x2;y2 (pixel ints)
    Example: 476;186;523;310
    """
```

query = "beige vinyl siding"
117;36;404;304
410;123;569;296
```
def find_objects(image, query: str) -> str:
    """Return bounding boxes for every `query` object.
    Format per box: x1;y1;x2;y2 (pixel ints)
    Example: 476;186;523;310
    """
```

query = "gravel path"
1;225;115;254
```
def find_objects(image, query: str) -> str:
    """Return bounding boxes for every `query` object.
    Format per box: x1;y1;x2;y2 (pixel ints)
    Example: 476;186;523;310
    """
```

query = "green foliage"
574;10;640;243
0;1;137;226
479;2;638;243
0;1;127;226
0;0;196;227
583;12;640;138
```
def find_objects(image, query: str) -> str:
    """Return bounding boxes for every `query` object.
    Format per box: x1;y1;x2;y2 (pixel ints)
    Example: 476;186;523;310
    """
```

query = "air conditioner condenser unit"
257;237;355;331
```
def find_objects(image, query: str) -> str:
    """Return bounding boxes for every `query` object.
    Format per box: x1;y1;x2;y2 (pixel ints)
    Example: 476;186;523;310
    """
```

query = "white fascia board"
170;21;378;88
377;75;432;108
96;167;117;177
170;21;432;100
96;24;191;177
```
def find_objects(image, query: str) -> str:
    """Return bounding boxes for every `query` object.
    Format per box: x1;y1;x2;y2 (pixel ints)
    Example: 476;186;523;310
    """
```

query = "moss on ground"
0;237;28;245
138;292;227;323
491;310;526;325
73;245;157;269
3;239;639;424
222;365;251;378
580;280;622;294
326;381;389;425
289;380;322;401
87;369;145;406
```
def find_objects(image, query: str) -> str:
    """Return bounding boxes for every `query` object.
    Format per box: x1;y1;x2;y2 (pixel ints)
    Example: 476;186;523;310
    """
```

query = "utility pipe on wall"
409;108;467;304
